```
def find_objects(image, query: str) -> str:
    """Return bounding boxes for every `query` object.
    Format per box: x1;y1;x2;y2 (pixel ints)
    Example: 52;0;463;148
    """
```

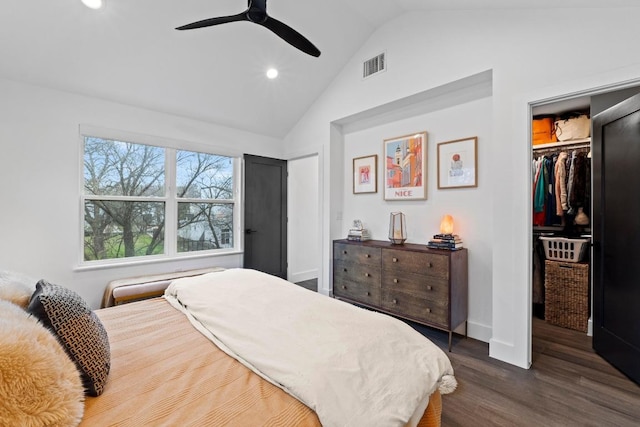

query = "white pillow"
0;270;35;308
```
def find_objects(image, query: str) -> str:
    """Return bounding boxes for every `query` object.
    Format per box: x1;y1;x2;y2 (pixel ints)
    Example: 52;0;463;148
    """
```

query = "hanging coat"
554;151;569;215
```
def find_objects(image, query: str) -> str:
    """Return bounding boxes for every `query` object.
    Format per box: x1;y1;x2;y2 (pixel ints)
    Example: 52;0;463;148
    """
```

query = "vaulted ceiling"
1;0;636;138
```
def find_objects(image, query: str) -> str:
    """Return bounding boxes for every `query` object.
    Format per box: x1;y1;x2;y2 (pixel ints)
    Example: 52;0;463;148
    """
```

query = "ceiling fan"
176;0;321;57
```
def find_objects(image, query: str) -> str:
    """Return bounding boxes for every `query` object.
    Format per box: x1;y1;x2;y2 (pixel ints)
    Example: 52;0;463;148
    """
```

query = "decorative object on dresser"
347;219;371;241
427;234;463;251
388;212;407;244
383;132;427;200
439;214;454;235
437;137;478;189
428;214;463;250
333;239;468;351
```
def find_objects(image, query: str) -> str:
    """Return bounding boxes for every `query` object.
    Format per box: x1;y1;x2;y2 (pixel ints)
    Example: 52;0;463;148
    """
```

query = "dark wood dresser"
332;239;468;351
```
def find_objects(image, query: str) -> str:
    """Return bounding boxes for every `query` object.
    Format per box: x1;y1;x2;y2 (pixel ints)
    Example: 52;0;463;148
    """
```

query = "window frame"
78;125;243;268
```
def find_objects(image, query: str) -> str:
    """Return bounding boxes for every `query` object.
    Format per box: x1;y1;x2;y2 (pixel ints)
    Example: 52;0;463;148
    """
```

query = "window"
175;150;234;253
82;136;236;263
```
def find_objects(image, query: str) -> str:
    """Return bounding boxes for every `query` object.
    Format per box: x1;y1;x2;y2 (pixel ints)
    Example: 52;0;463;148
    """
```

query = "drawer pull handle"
366;254;371;258
366;291;370;296
343;268;347;272
364;273;370;277
393;278;399;284
343;250;347;255
341;285;346;290
426;308;432;313
427;285;432;291
427;262;432;268
392;299;397;304
392;257;398;263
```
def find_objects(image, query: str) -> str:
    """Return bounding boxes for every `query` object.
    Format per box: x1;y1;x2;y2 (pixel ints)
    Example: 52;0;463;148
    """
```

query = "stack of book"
427;234;463;250
347;228;371;241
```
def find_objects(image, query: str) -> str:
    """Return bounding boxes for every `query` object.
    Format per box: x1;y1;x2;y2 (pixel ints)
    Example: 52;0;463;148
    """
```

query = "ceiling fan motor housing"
247;0;268;23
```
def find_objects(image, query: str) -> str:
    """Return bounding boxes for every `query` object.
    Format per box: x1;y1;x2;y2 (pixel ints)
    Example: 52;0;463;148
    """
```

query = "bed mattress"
81;297;441;426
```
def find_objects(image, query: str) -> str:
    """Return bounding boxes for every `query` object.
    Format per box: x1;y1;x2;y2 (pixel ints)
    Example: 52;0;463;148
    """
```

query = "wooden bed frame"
101;267;224;308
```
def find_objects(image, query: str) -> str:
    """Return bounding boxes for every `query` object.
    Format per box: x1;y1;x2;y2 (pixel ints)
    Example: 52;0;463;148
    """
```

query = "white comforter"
165;268;456;427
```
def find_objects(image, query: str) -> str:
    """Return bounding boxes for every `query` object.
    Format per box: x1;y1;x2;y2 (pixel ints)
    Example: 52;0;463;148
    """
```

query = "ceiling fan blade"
176;13;248;31
259;16;320;57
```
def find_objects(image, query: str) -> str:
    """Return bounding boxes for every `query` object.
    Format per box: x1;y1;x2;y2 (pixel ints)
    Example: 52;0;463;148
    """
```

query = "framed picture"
353;154;378;194
437;136;478;189
383;132;427;200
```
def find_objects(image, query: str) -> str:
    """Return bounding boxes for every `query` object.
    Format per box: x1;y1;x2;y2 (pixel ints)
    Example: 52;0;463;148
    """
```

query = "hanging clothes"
566;151;578;215
533;146;589;227
533;158;547;226
555;151;569;216
545;154;560;225
569;151;587;212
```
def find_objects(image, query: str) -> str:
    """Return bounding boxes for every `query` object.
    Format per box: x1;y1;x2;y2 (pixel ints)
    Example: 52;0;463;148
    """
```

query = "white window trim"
78;125;243;268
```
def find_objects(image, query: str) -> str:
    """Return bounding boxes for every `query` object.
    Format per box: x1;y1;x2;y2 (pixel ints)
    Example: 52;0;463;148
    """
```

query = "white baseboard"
467;320;492;343
489;338;531;369
288;269;318;284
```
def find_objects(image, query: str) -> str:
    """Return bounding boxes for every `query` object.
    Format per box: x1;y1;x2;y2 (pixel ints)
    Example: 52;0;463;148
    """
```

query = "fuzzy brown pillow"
0;300;84;426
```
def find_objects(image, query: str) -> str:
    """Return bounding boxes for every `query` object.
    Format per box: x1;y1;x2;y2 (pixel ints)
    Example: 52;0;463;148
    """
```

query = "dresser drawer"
334;242;381;267
382;249;449;280
333;266;380;306
381;289;449;327
334;259;380;287
381;270;449;301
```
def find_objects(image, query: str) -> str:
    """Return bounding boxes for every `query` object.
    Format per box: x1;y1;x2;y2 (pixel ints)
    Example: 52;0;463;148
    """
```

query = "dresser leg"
448;331;452;352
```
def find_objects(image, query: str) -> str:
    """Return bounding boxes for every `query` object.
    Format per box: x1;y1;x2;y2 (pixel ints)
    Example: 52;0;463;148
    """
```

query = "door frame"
286;146;325;293
521;71;640;368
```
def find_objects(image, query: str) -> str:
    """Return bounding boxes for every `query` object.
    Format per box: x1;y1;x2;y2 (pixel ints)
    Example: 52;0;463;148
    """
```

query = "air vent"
363;52;386;79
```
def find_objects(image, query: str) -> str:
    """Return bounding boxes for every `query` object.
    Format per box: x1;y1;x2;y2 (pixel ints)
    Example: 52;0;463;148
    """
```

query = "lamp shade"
440;214;454;235
389;212;407;244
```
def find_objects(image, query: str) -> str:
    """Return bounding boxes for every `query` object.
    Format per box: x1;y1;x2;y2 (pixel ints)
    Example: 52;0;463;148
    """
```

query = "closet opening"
531;102;591;332
529;85;640;367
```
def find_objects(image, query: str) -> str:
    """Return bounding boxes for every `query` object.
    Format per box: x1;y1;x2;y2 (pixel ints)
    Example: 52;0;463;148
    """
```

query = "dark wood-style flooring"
429;318;640;426
294;279;640;426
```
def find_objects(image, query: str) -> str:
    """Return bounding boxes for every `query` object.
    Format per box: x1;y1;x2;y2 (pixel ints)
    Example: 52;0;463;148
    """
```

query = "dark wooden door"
243;154;287;278
592;92;640;385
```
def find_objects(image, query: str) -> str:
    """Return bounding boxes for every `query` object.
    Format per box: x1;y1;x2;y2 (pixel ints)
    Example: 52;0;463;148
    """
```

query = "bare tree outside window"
83;137;236;262
83;138;165;260
176;151;234;252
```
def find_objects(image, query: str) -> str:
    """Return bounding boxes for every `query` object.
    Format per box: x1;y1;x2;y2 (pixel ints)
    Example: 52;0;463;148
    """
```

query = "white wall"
0;77;284;309
287;155;320;283
342;97;493;341
283;7;640;368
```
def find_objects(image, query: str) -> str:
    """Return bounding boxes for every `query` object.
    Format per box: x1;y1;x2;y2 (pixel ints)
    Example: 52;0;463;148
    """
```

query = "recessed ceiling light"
266;68;279;79
82;0;104;9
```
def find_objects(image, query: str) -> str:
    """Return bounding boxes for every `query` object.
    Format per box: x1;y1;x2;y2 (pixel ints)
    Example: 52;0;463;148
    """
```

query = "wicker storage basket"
544;260;589;332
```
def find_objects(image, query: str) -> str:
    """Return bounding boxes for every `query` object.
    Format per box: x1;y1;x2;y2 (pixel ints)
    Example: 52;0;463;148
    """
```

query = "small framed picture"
353;154;377;194
383;132;427;200
437;137;478;189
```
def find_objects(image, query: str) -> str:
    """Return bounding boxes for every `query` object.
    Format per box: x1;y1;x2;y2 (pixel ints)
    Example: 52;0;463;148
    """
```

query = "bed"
1;268;455;427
